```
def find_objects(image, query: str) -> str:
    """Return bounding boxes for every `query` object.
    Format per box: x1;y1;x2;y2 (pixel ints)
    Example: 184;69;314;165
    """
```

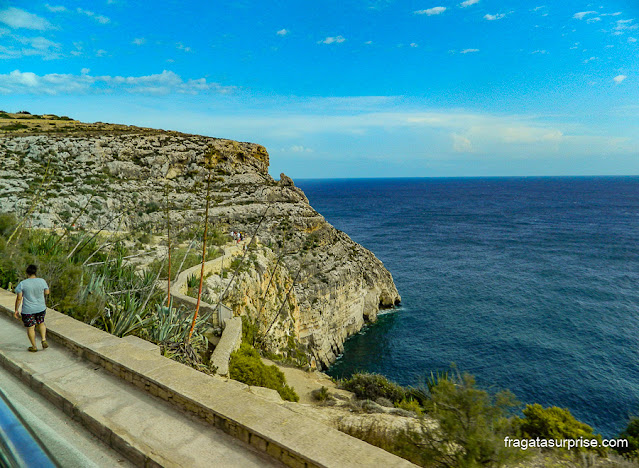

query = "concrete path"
0;364;132;468
0;312;282;468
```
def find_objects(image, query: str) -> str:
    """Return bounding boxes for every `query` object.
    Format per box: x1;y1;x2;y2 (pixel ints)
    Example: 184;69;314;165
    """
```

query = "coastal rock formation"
0;117;401;367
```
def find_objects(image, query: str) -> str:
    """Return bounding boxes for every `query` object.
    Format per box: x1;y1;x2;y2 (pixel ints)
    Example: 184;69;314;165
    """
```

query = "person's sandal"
28;346;37;353
42;341;49;349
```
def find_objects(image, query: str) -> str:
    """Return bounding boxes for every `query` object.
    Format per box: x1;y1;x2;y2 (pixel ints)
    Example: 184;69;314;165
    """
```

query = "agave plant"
97;292;152;337
79;272;107;302
148;303;209;344
426;370;452;393
147;303;186;343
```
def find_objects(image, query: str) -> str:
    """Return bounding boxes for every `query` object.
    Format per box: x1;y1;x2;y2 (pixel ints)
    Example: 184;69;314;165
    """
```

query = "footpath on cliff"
0;295;281;467
0;287;415;468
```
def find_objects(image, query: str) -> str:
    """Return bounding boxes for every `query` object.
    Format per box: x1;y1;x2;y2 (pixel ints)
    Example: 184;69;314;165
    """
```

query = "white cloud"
0;70;236;95
452;134;472;152
601;12;622;17
81;68;90;74
132;38;146;45
76;8;110;24
629;37;637;43
44;4;67;13
583;56;597;63
573;11;597;20
364;40;373;45
586;17;601;23
484;13;506;21
0;7;53;30
414;7;446;16
498;127;563;143
613;74;627;84
0;36;62;60
176;42;192;52
615;19;638;32
276;29;289;36
319;36;345;44
410;42;418;48
459;0;479;7
70;41;83;56
289;145;313;153
96;49;107;57
136;102;633;160
460;48;479;54
532;49;548;54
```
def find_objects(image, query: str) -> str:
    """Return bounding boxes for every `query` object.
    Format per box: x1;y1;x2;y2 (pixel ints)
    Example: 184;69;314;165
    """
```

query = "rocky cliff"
0;113;400;367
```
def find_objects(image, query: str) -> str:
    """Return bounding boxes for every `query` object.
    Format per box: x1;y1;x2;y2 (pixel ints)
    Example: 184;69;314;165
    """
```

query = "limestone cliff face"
0;123;401;367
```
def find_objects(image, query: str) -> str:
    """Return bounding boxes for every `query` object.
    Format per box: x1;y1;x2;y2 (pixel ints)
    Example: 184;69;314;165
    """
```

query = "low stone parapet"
170;243;243;327
211;316;242;376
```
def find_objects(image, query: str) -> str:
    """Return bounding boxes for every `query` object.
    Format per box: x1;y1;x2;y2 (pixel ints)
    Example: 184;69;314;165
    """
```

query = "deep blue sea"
296;177;639;438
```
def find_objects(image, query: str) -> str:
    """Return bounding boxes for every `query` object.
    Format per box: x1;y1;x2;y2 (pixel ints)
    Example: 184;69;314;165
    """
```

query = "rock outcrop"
0;116;401;367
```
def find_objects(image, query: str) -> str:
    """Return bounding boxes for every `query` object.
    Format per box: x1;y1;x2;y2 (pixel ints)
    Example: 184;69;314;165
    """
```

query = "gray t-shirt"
15;278;49;315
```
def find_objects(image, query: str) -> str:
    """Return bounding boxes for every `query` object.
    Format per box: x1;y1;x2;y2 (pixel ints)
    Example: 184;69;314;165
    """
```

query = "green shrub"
0;123;28;131
395;398;423;416
229;343;298;402
0;262;19;290
311;386;330;402
617;417;639;459
144;201;160;213
138;232;152;244
147;245;220;281
240;315;259;346
0;213;17;237
517;404;605;455
186;273;199;288
420;371;523;467
342;373;406;403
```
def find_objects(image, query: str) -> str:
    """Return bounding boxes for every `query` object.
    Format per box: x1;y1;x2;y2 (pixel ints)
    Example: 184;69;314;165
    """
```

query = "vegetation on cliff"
333;370;637;467
0;213;214;370
229;343;299;402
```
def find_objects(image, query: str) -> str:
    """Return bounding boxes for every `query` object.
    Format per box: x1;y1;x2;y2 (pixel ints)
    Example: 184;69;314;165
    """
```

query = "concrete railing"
170;243;243;327
210;316;242;376
0;289;414;467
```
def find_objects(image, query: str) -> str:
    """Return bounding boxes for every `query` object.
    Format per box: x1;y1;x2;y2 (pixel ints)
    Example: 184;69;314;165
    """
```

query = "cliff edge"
0;113;401;367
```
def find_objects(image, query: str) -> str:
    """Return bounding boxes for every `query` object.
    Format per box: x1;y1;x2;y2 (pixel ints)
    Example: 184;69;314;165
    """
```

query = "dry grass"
0;112;163;136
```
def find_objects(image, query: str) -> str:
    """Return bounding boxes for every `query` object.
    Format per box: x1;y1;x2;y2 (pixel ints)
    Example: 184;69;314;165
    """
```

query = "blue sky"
0;1;637;178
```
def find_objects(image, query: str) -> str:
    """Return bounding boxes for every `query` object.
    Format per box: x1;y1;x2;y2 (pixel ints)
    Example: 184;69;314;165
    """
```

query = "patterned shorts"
21;310;46;328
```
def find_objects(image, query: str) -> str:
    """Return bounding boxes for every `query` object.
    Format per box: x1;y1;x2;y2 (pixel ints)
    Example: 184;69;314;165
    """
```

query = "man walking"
14;265;50;352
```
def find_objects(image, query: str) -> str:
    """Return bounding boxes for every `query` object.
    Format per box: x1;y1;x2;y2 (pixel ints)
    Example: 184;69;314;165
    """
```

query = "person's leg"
26;326;37;348
35;311;48;348
38;322;47;342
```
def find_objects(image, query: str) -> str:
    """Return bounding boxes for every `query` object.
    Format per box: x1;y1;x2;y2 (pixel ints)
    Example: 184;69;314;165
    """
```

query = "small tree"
617;416;639;459
420;371;521;468
518;404;605;456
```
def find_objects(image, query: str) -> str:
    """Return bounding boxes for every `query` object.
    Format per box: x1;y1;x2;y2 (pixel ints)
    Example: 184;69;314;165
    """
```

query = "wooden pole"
186;169;212;343
166;184;172;307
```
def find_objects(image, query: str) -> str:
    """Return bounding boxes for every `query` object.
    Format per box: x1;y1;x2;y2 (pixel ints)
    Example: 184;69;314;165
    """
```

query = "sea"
295;177;639;438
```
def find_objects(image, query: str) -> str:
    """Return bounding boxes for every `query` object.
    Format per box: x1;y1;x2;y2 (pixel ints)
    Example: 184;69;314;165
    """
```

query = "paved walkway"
0;363;132;467
0;311;281;468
